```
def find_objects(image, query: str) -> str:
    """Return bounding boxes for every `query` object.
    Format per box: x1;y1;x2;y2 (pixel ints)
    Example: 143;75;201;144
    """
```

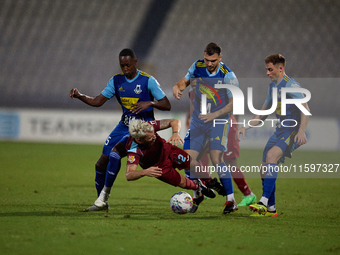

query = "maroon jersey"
126;120;190;173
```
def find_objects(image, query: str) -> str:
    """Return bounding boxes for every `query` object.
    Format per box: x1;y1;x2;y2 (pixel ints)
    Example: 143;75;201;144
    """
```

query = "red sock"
231;167;251;196
185;177;199;190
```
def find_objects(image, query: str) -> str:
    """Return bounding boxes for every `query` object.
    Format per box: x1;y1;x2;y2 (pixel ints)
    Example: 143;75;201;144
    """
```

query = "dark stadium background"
1;0;339;116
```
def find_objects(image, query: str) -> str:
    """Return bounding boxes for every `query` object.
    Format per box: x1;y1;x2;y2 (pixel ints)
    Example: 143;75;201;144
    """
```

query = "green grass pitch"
0;141;339;255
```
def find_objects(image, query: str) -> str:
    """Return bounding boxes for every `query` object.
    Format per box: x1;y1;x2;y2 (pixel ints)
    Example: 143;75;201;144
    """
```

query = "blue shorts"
102;121;129;156
183;118;229;153
262;129;300;164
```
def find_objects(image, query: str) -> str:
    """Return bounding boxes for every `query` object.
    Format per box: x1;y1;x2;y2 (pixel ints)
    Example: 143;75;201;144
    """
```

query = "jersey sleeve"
148;120;161;132
147;76;166;100
286;80;304;99
127;153;140;166
126;140;141;165
184;61;198;80
100;77;115;99
223;71;239;98
264;84;273;107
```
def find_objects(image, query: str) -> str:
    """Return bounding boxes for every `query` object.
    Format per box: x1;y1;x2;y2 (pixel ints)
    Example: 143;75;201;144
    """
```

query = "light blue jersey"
101;70;165;126
100;70;166;156
264;75;304;130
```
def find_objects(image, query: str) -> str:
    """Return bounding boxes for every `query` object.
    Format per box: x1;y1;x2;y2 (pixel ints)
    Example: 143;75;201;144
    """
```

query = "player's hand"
69;88;80;99
198;112;217;123
143;167;162;177
294;131;307;145
131;101;151;114
236;127;246;141
173;85;183;100
167;133;184;146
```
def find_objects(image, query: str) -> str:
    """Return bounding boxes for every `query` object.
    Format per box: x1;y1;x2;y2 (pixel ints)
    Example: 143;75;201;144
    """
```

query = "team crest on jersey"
128;155;135;163
134;84;142;94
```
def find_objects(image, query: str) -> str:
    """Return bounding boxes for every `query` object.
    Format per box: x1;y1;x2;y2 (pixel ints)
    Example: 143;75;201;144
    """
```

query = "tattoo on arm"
159;119;172;130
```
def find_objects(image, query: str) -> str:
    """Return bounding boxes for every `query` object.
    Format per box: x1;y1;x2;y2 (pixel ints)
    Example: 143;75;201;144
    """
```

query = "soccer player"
187;88;256;207
70;48;171;211
173;42;239;214
93;118;216;213
125;119;216;212
236;54;310;217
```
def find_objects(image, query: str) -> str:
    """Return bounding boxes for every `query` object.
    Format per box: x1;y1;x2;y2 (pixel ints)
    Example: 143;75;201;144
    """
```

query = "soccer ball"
170;191;193;214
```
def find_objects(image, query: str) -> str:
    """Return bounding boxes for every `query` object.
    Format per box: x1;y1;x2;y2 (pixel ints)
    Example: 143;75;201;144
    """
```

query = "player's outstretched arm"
173;77;190;100
126;164;162;181
69;88;108;107
160;119;184;146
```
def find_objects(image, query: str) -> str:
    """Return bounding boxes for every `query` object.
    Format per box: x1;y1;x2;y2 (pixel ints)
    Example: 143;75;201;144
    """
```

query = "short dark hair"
204;42;222;56
119;48;136;59
265;54;286;67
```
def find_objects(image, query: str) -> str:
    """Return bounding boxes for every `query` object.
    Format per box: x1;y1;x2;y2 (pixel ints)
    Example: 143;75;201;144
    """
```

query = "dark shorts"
262;129;300;164
157;147;190;187
102;122;129;156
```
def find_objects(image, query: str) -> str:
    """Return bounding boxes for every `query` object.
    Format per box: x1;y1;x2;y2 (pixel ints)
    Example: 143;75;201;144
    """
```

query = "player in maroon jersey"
125;119;216;207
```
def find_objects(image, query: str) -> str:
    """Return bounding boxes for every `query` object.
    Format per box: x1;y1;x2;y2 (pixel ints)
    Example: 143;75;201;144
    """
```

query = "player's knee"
210;150;224;165
266;150;280;164
95;155;109;172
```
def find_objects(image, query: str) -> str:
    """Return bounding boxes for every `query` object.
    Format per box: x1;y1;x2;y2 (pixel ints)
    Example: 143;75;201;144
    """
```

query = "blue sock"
268;183;276;207
95;170;106;197
263;163;278;199
105;151;121;188
217;162;234;195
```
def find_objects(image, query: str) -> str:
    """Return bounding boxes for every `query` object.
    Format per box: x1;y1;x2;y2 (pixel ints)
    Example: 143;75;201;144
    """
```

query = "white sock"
259;197;268;206
103;186;111;194
227;193;235;202
246;192;254;197
268;205;276;212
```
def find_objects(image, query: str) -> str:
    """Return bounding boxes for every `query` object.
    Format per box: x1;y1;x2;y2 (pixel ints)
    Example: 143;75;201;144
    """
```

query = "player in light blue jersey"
70;48;171;211
236;54;310;217
173;42;238;214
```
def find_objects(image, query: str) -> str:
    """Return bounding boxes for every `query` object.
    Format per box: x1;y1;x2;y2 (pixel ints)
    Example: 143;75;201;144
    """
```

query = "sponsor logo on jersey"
121;97;139;109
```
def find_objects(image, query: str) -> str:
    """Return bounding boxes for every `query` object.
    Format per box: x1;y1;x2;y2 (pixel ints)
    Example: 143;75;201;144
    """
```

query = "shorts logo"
134;84;142;94
128;155;135;163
